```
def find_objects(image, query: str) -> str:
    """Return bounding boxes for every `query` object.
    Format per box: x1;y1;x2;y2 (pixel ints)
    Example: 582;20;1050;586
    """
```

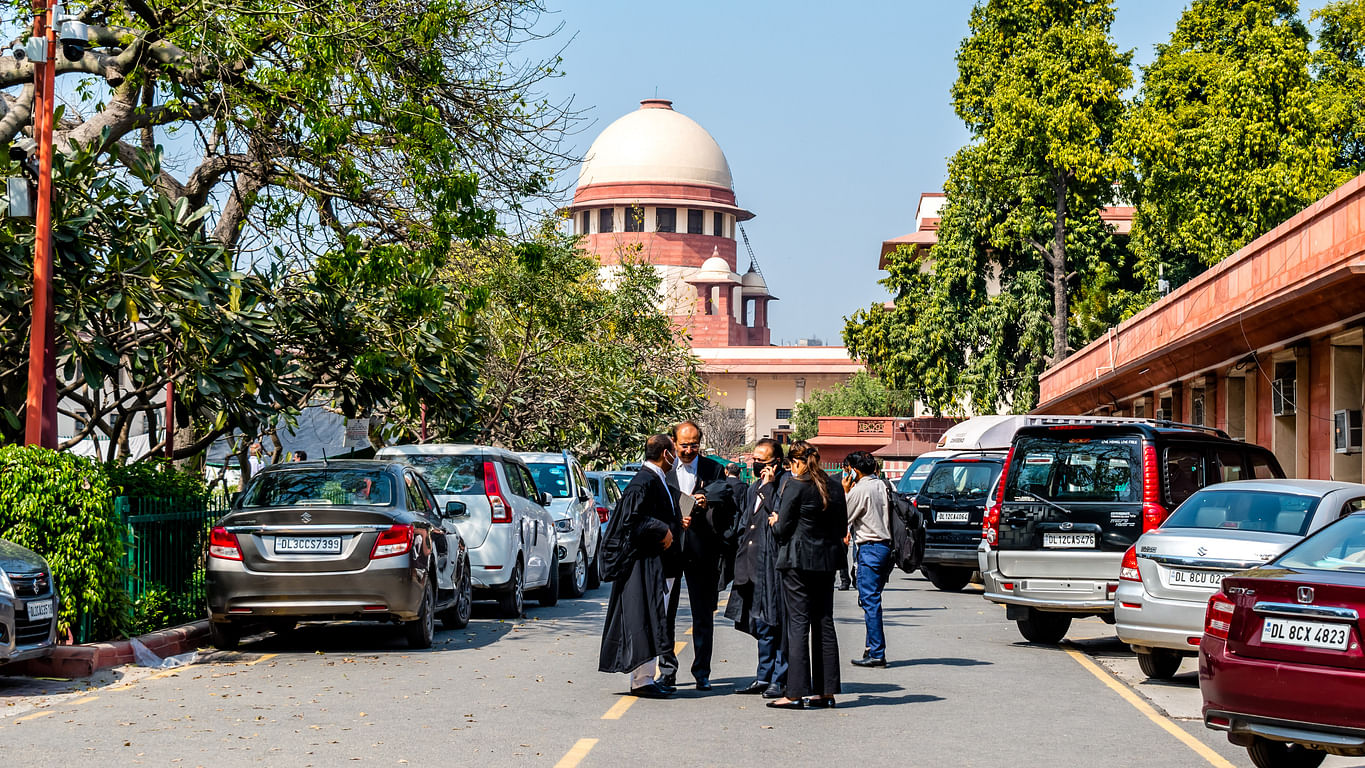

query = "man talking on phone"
658;420;735;692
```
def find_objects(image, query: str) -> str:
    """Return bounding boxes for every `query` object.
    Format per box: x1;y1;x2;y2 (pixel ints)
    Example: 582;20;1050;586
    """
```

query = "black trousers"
781;568;841;699
659;555;720;681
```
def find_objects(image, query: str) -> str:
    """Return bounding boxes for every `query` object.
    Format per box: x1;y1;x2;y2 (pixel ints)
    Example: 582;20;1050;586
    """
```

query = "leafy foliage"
104;459;210;505
0;446;126;639
1314;0;1365;174
790;372;917;440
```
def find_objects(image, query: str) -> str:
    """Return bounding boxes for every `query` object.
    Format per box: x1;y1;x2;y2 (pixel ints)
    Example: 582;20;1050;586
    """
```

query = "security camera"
58;18;87;62
8;138;36;162
11;37;47;62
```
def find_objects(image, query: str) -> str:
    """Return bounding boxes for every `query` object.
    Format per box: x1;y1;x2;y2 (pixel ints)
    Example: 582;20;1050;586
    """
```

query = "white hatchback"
377;445;560;617
519;451;602;599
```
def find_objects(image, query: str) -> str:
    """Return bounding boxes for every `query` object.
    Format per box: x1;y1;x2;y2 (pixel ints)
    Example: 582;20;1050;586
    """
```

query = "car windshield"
390;455;484;495
922;462;1000;499
526;462;572;498
897;456;939;495
1277;514;1365;572
1006;434;1142;503
1162;489;1320;536
240;469;395;507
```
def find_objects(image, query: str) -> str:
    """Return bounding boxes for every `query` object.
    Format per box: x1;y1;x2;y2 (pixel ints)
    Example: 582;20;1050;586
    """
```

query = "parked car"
979;417;1284;644
585;470;626;532
377;444;560;617
519;451;602;598
1116;480;1365;679
896;415;1027;496
0;539;58;664
916;454;1005;591
206;460;473;650
1201;511;1365;768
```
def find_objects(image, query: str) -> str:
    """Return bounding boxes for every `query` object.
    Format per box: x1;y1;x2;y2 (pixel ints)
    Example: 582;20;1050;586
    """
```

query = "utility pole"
22;0;59;448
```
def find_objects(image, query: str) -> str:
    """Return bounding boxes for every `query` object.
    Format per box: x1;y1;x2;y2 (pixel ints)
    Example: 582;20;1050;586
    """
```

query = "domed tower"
567;98;773;347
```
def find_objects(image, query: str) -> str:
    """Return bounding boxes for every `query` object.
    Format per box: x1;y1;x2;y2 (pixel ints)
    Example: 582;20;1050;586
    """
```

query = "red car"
1200;510;1365;768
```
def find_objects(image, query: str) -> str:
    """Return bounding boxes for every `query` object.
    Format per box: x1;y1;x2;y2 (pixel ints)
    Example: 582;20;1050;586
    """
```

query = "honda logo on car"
1298;586;1315;604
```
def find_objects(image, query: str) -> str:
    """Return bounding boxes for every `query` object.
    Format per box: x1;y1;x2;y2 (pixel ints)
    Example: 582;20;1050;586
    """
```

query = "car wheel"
585;538;601;591
561;543;587;599
923;565;973;592
405;576;435;649
1135;647;1183;680
1016;608;1072;644
440;562;472;630
536;548;560;607
1247;738;1328;768
210;620;240;651
497;561;525;618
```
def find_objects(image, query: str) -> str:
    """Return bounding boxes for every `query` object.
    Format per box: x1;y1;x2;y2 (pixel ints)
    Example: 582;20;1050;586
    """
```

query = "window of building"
775;408;792;420
728;408;745;418
688;209;704;234
1157;395;1173;422
656;207;676;233
625;206;644;232
580;210;590;235
599;208;613;234
713;212;724;238
1192;389;1205;426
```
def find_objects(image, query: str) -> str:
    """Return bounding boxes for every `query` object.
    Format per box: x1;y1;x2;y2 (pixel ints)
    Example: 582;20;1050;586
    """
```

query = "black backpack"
882;479;925;573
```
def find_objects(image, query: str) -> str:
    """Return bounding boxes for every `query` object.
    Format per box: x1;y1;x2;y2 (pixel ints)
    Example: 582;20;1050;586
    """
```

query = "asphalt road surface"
1;574;1361;768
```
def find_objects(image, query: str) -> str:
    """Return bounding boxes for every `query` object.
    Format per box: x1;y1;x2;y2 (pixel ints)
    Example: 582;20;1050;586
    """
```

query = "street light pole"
22;0;58;449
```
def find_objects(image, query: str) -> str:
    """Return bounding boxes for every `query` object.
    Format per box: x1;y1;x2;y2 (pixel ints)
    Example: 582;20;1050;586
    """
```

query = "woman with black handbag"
765;440;846;709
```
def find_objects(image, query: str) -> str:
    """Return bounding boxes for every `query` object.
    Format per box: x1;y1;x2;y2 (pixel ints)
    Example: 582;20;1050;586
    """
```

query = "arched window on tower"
656;207;676;233
713;211;724;238
687;209;704;234
599;208;614;234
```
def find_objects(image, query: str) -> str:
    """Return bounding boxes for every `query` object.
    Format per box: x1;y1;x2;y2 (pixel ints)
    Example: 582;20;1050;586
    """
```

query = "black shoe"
737;680;769;695
766;698;805;710
695;677;712;691
805;696;837;709
654;679;677;694
851;655;887;668
762;684;783;699
629;682;673;699
658;674;676;688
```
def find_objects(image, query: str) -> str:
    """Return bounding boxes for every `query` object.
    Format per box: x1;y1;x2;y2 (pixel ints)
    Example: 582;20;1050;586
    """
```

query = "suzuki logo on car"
1298;586;1315;604
300;511;312;524
1196;546;1207;557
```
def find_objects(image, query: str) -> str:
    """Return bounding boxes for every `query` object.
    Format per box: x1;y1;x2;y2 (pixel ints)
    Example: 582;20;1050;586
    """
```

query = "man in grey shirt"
841;451;893;667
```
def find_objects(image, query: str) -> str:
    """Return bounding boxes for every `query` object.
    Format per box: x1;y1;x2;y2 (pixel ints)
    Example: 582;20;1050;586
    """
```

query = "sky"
528;0;1329;345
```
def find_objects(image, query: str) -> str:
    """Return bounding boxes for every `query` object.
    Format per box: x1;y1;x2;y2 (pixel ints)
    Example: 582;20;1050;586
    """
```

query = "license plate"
1167;568;1222;587
274;536;343;555
936;511;970;523
25;599;52;620
1042;533;1096;548
1261;617;1350;651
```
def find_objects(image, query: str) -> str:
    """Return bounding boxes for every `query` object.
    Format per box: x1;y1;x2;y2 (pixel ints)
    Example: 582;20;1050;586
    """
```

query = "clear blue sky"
531;1;1327;344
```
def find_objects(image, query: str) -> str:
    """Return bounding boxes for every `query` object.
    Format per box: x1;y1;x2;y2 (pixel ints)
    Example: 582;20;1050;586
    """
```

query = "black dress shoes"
629;682;673;699
762;683;784;699
658;674;677;688
695;677;712;691
851;655;887;668
766;698;805;710
737;680;769;695
806;696;837;708
654;679;677;693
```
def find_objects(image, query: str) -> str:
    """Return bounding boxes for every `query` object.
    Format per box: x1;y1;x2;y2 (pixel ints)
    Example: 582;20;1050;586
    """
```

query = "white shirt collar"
644;461;667;482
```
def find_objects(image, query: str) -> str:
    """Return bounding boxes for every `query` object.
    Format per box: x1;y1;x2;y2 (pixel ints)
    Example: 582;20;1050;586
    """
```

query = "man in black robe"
724;437;789;698
598;434;680;699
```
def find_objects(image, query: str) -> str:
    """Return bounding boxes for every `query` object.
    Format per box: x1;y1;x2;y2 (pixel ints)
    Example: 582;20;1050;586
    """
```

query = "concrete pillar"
795;377;806;404
745;377;757;445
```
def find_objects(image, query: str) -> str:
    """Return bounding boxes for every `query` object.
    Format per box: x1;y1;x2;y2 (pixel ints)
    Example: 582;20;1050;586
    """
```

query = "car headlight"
0;570;12;599
554;518;575;533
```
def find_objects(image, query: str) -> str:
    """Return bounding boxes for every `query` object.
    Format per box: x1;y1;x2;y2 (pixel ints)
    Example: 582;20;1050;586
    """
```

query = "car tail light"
371;524;415;559
1141;443;1168;532
484;461;512;523
1120;545;1141;582
1205;590;1235;640
983;445;1015;546
596;505;609;524
209;527;242;560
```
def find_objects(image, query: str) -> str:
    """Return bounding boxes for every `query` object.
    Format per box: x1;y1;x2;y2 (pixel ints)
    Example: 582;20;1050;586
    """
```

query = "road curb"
1;620;209;679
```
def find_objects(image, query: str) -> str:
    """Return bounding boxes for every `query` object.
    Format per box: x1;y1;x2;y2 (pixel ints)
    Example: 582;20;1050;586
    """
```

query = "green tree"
1314;0;1365;174
790;372;917;440
1121;0;1347;285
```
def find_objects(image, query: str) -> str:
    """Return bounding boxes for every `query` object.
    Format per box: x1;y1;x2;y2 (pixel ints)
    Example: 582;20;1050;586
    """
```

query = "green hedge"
0;445;128;639
105;458;209;505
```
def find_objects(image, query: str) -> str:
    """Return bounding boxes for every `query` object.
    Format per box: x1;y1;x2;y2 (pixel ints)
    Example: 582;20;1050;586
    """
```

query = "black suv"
979;417;1284;644
915;455;1005;591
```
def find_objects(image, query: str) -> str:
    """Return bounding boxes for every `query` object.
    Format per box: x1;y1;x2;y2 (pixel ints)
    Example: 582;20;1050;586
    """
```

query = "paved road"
1;573;1360;767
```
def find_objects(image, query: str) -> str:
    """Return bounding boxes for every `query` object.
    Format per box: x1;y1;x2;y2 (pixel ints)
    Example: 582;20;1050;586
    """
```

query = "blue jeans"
856;541;894;659
754;619;787;685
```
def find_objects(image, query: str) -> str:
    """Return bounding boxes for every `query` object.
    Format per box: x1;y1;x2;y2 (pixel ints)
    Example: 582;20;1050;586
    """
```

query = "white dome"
741;267;770;296
686;251;740;285
578;99;733;190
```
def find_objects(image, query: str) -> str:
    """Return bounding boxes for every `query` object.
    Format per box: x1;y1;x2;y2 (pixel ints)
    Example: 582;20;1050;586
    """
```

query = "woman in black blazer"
765;440;846;709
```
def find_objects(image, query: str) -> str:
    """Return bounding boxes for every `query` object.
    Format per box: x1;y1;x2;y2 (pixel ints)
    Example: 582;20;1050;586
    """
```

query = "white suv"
519;451;601;599
377;445;560;616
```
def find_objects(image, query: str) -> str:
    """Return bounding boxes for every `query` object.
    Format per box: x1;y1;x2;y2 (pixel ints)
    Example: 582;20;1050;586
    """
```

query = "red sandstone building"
566;99;862;443
1035;174;1365;482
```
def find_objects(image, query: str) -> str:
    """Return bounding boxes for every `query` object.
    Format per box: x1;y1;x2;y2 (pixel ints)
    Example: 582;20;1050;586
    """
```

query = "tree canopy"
790;372;917;440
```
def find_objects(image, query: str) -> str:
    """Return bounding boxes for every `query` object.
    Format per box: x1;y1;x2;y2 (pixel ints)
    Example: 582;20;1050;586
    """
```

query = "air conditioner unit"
1335;409;1363;454
1271;378;1296;417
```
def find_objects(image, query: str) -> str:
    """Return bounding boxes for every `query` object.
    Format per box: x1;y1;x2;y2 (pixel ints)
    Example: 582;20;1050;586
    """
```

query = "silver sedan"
1114;479;1365;679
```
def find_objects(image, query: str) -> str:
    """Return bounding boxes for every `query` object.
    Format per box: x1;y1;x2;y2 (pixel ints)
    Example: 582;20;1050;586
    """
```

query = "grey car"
0;539;58;663
1115;479;1365;679
206;461;473;650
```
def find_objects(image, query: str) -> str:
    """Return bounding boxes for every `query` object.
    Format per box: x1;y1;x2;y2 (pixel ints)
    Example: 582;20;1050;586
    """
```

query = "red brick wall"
584;232;738;269
1311;337;1333;478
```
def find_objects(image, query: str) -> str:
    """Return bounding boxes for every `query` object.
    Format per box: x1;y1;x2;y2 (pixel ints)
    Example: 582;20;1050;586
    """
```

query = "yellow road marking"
601;697;637;720
553;738;598;768
146;667;183;680
13;710;51;723
68;696;99;706
684;627;693;636
1062;646;1236;768
248;653;278;666
673;641;687;654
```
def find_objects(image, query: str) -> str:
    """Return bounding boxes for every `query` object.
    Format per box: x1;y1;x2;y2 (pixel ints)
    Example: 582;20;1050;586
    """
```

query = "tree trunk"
1048;171;1070;367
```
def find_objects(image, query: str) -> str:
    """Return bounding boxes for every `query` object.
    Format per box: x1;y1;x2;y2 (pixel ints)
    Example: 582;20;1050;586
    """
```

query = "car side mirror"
539;492;553;507
445;500;468;518
578;489;591;503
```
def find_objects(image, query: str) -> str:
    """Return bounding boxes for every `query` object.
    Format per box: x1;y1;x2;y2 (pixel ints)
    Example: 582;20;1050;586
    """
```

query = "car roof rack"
1024;415;1230;439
